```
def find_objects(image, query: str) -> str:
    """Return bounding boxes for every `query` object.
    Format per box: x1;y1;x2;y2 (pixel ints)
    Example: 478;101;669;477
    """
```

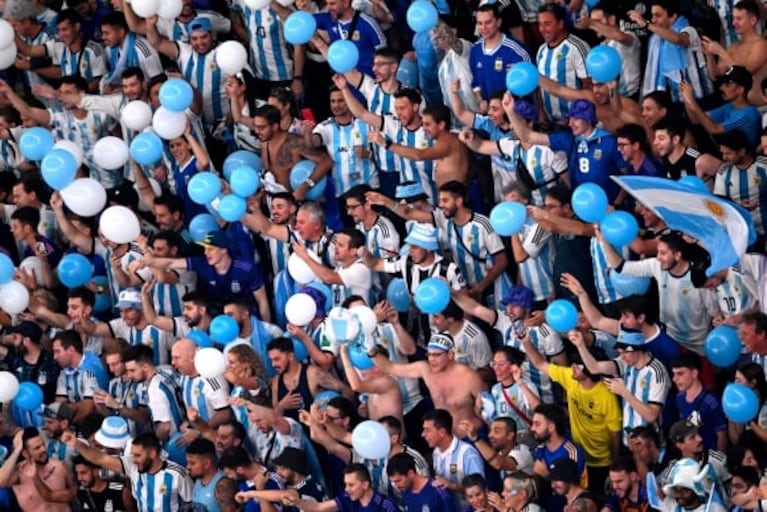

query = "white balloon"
121;101;154;132
285;293;318;326
351;420;391;460
152;107;187;140
245;0;271;9
157;0;183;19
275;0;295;6
215;41;248;75
131;0;159;18
194;347;226;378
350;304;377;335
0;20;14;48
93;136;130;170
287;252;317;284
19;256;44;286
0;43;17;70
135;177;162;212
61;178;107;217
53;140;84;168
0;281;30;315
100;206;141;244
0;371;19;402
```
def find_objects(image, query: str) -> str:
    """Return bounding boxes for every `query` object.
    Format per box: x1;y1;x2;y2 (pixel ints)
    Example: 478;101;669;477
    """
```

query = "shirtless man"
252;104;333;201
701;0;767;105
369;103;469;187
537;76;645;135
367;332;487;434
0;428;76;512
339;344;404;427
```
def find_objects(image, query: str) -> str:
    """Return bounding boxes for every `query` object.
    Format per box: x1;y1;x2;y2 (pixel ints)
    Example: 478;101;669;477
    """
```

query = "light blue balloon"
349;340;374;370
327;40;359;74
0;253;13;285
41;148;78;190
705;326;741;368
284;11;317;45
396;58;419;89
313;389;341;411
290;160;327;200
209;314;239;344
609;272;651;297
406;0;438;33
218;194;247;222
586;45;622;83
19;127;54;161
292;336;309;362
229;166;261;198
158;78;194;112
678;175;709;194
571;183;608;223
505;62;539;96
386;278;411;313
414;277;450;314
223;151;263;180
723;383;759;424
545;299;578;332
600;211;639;247
189;214;219;243
57;253;94;288
129;132;164;165
15;382;43;411
188;330;213;348
351;420;390;459
489;201;527;236
187;172;222;205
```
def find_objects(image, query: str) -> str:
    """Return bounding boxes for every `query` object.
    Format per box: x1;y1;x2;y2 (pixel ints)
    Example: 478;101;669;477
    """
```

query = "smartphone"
301;108;316;124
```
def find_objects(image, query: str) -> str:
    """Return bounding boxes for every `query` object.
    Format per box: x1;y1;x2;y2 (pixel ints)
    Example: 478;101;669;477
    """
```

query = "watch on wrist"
305;177;316;188
384;139;393;150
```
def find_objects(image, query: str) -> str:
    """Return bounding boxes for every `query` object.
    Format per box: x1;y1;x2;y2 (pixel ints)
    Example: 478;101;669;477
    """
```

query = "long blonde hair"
229;344;268;382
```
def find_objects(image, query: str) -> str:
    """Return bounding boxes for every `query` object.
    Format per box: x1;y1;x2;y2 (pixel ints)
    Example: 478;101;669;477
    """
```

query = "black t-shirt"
78;481;127;512
664;147;701;180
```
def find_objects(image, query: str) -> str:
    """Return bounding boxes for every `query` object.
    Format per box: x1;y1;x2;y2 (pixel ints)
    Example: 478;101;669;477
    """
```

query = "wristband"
384;139;393;150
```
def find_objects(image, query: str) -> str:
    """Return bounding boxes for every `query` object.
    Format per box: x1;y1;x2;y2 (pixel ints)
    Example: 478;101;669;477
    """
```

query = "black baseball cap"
10;321;43;344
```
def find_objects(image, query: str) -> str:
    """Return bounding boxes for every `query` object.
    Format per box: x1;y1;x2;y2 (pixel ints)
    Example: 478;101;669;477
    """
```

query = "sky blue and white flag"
612;176;756;276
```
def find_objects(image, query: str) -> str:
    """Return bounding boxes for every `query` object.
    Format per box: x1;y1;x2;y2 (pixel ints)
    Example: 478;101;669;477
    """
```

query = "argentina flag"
612;176;756;276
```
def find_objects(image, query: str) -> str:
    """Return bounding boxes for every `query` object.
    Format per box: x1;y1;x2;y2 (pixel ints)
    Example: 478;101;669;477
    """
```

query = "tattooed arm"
308;366;353;400
278;134;333;202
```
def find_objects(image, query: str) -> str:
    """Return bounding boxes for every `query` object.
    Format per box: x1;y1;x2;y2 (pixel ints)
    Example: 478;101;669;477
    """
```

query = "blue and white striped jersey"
123;457;193;512
109;319;176;367
177;42;231;128
381;116;434;199
536;35;590;123
614;356;670;445
45;39;107;82
713;157;767;236
313;117;377;195
515;218;555;302
147;371;186;438
180;374;230;422
156;11;231;43
233;1;296;81
497;137;567;206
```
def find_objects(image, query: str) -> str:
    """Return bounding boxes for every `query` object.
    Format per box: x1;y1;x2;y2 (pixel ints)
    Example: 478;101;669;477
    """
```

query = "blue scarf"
659;16;689;81
105;32;137;86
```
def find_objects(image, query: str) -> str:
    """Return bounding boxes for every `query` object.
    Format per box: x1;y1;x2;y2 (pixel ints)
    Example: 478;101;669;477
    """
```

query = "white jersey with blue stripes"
713;157;767;236
110;319;176;367
180;374;230;422
147;371;186;438
359;75;400;173
382;115;434;198
156;11;231;43
714;264;758;318
123;457;193;512
590;237;626;305
234;0;296;81
375;322;424;414
614;356;670;445
177;41;232;128
497;138;568;206
313;117;377;195
536;35;590;123
516;218;555;302
45;40;107;83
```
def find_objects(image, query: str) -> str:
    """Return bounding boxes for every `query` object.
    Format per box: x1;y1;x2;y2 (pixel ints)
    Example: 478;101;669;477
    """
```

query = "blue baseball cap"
188;17;213;34
197;230;231;251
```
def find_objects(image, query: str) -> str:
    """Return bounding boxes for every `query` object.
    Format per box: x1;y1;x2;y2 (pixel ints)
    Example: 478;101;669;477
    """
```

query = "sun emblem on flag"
705;200;725;219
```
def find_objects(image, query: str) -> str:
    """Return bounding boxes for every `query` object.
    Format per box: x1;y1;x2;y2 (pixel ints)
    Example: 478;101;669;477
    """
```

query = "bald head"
171;338;198;375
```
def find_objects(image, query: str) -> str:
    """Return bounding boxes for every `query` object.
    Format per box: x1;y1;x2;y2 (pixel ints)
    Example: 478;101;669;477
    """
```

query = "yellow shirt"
548;364;622;467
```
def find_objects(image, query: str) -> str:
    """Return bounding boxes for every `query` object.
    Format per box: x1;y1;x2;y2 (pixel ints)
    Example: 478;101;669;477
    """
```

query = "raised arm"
449;80;478;128
140;279;175;332
452;292;497;325
370;351;427;380
332;73;382;128
569;330;619;376
520;333;550;376
537;74;591;103
0;80;50;126
577;18;635;46
501;92;549;146
364;190;433;224
145;15;180;60
560;273;619;334
61;431;123;474
458;128;501;156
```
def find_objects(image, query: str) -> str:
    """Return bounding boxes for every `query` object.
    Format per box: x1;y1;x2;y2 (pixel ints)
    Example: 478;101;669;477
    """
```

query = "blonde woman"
226;344;268;432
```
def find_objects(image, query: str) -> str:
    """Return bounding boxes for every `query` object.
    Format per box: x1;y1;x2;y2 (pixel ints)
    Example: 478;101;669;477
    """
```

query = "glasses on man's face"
326;414;344;422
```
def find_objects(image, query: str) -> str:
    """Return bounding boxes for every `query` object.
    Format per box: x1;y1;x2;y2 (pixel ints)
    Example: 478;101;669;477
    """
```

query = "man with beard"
651;118;721;181
267;337;351;421
460;417;534;478
253;192;297;277
41;403;79;466
143;289;214;341
52;330;109;423
170;338;232;442
186;438;227;512
0;320;59;404
307;88;377;199
81;288;175;366
191;418;247;457
124;345;185;442
0;428;76;512
603;458;649;512
333;75;435;202
94;343;150;437
658;422;730;495
221;446;285;512
63;430;194;511
246;104;332;200
529;404;588;485
141;230;272;321
73;455;126;512
15;9;107;92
